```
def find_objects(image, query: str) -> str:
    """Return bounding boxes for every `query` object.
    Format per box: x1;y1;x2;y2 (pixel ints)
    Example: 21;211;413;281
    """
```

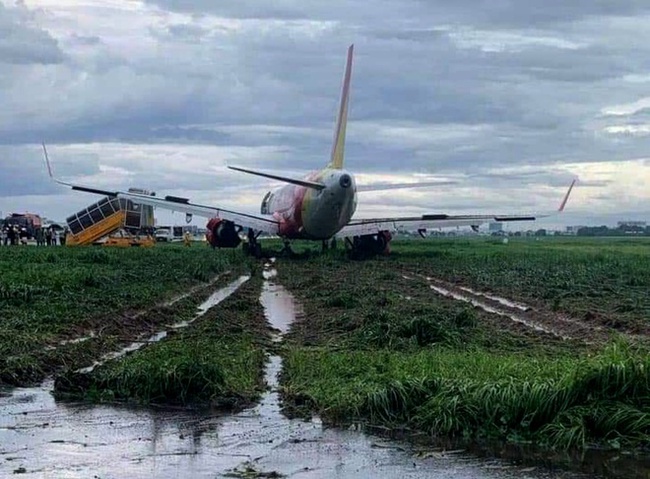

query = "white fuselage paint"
260;169;357;240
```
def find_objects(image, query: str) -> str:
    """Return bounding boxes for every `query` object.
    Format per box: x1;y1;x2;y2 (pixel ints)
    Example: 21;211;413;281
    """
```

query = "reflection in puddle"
259;279;302;335
457;286;531;311
0;273;614;478
429;284;564;338
78;275;250;373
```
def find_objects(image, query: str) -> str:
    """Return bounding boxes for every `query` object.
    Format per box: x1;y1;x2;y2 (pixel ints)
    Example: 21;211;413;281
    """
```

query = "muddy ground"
0;261;603;478
1;240;649;477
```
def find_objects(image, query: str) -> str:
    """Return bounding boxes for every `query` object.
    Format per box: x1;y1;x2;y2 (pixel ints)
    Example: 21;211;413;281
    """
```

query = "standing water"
0;268;596;478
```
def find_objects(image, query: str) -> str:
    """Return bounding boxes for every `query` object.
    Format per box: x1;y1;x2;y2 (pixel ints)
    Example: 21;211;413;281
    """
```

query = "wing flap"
336;214;541;238
118;191;279;234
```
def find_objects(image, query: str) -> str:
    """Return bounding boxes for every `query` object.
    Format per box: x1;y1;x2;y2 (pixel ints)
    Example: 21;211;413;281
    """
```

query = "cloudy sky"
1;0;650;230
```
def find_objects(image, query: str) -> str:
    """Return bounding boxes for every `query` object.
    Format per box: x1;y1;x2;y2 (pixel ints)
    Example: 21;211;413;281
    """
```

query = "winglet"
42;142;55;179
41;143;118;197
328;44;354;170
558;179;577;212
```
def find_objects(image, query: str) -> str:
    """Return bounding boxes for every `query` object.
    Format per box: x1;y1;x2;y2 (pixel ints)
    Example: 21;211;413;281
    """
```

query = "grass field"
277;237;650;451
55;276;269;408
0;244;248;385
1;236;649;455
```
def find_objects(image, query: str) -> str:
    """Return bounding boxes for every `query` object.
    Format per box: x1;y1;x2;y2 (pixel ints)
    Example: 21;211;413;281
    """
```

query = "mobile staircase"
65;190;155;246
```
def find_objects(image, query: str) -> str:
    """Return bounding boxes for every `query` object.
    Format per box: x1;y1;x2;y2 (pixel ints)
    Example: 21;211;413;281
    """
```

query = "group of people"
0;225;64;246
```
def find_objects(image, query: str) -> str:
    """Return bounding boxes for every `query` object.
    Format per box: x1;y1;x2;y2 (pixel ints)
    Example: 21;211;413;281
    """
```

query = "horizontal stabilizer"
357;180;457;192
228;165;326;190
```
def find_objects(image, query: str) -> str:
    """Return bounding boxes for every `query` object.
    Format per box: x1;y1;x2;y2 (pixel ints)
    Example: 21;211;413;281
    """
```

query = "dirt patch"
53;275;271;409
404;271;645;346
1;272;238;387
277;260;580;355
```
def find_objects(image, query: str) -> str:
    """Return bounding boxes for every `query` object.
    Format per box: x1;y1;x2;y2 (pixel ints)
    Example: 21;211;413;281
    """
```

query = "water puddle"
0;273;619;478
77;275;250;373
259;272;302;336
163;271;232;307
457;286;531;311
428;284;565;339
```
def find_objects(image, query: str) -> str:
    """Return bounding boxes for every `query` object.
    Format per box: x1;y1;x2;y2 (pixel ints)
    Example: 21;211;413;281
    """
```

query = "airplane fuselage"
260;168;357;240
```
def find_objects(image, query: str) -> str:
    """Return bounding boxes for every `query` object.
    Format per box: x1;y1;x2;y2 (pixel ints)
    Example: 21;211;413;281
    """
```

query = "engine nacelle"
352;230;393;256
205;218;242;248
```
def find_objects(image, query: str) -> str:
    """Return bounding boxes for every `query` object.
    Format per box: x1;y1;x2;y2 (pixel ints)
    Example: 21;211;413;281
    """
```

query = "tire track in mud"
403;271;612;344
76;274;251;374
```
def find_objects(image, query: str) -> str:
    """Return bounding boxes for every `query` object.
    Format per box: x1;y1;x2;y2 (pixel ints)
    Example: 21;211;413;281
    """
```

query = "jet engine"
205;218;242;248
349;230;393;258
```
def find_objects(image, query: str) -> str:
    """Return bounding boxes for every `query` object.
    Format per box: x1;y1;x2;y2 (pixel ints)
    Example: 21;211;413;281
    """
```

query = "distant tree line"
577;225;650;236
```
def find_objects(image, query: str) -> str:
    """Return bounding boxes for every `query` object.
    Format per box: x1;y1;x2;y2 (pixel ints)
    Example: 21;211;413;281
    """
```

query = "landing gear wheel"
243;228;263;258
280;240;294;258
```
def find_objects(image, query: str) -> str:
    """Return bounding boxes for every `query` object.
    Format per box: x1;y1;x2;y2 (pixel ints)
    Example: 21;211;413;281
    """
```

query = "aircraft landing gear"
345;232;391;260
280;239;294;257
243;228;263;258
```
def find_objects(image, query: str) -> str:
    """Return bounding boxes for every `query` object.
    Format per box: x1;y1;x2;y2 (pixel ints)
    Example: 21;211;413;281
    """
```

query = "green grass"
389;237;650;332
276;237;650;452
55;276;269;407
283;341;650;450
0;244;249;385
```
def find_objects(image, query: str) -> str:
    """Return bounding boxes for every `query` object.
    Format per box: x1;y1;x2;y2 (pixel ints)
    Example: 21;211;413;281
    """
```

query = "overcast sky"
1;0;650;230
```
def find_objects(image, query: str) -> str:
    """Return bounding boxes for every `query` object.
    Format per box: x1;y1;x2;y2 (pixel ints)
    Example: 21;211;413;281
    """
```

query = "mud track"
4;272;238;387
404;270;624;345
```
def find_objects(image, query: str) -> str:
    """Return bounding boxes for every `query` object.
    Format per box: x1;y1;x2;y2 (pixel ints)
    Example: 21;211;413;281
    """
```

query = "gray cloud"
0;2;64;65
145;0;650;26
0;0;649;226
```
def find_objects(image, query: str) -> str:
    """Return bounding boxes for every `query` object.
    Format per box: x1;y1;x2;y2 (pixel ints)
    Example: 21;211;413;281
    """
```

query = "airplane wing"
336;180;577;238
42;145;279;234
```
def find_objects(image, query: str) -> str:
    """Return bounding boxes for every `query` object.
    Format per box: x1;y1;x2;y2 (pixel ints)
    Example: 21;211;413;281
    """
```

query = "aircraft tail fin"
328;44;354;170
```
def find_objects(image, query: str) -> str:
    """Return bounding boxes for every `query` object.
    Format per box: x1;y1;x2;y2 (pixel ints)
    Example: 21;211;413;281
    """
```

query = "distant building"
566;225;586;235
617;221;647;228
488;222;503;233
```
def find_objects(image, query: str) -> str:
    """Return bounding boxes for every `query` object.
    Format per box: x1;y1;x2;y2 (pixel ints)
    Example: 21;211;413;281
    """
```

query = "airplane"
44;44;576;258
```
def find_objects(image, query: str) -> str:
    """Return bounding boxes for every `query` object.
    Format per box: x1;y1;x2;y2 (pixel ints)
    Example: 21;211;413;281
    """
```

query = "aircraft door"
260;191;273;215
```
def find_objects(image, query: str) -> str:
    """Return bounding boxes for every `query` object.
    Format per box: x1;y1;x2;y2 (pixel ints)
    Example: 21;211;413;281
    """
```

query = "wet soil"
54;274;265;408
399;265;650;339
1;272;239;387
0;263;594;479
411;273;611;343
1;256;647;478
279;261;582;355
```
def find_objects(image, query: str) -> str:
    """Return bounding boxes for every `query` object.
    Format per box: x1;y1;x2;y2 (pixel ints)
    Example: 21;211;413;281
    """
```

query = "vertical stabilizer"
328;44;354;170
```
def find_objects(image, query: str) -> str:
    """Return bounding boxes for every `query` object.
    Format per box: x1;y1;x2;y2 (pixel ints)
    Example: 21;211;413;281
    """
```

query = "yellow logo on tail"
329;44;354;170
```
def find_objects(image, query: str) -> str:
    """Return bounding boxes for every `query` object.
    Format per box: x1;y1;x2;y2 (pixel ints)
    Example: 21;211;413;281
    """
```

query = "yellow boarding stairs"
65;192;155;246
